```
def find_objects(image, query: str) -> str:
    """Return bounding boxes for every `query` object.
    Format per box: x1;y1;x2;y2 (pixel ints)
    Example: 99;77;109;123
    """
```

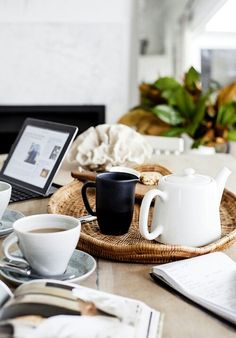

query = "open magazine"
151;252;236;325
0;280;163;338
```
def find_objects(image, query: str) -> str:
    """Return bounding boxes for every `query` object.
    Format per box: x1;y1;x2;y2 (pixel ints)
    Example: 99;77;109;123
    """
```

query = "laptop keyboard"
10;186;41;203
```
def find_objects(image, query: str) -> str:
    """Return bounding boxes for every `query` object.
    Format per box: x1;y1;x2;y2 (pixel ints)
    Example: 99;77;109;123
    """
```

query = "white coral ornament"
67;124;153;171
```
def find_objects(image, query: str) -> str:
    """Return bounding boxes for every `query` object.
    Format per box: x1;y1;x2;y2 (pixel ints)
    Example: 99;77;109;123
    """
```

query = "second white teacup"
2;214;81;277
0;181;11;220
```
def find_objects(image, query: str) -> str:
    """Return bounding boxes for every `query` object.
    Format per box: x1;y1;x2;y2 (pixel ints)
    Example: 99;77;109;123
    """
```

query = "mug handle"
139;189;167;240
81;181;97;216
2;233;29;266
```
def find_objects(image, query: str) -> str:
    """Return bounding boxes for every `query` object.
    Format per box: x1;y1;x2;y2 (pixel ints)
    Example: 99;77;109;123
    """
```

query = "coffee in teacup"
28;228;66;234
2;214;81;277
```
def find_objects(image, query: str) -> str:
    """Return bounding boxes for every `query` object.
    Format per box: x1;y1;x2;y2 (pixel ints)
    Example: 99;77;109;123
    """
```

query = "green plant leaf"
160;89;177;106
161;89;175;100
152;105;185;125
154;77;181;91
228;130;236;141
216;105;224;125
174;87;195;118
184;67;200;90
161;127;186;137
187;96;208;136
217;102;236;126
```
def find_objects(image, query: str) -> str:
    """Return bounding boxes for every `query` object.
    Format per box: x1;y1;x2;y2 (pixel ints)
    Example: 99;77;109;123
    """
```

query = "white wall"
138;55;172;83
0;0;138;123
137;0;189;82
138;0;166;55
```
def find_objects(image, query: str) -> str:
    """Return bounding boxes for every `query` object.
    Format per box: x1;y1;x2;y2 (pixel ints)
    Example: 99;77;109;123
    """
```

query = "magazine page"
0;280;163;338
72;286;162;338
0;282;81;320
151;252;236;325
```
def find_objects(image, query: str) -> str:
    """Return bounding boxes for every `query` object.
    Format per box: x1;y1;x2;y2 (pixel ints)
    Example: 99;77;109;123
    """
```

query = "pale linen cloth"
67;124;153;171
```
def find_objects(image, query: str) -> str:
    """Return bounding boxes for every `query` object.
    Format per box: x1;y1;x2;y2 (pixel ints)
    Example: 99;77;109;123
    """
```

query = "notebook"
0;118;78;202
151;252;236;325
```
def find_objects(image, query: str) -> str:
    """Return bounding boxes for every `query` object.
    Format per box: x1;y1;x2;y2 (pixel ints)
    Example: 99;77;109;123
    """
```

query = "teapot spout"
215;167;231;206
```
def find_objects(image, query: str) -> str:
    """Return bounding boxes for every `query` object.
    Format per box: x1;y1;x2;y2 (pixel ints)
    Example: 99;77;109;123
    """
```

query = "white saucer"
0;249;96;285
0;209;25;237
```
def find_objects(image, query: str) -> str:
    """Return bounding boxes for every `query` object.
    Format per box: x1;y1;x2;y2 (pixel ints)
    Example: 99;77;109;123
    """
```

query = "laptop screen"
1;118;78;194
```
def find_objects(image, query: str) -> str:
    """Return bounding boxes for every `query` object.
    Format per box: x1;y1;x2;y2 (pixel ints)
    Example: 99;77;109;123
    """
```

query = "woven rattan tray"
71;163;172;200
48;179;236;263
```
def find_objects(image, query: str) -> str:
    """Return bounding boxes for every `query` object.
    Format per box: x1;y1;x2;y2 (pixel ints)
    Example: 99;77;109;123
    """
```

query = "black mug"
81;172;138;235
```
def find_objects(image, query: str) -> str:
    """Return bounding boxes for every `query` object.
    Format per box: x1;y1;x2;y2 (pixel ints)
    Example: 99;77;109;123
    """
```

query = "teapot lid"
164;168;212;185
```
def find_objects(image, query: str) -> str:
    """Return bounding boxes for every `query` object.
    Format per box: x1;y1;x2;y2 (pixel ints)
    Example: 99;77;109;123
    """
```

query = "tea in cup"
0;182;11;220
2;214;81;276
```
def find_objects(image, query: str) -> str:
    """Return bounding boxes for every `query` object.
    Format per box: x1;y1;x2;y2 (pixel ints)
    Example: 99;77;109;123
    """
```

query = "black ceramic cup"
81;172;138;235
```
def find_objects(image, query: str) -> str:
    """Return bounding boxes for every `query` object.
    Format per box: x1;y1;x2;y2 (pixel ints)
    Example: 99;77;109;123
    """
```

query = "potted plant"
119;67;236;152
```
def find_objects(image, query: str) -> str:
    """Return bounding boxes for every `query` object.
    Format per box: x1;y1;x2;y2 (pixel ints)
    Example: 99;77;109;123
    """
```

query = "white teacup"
2;214;81;277
0;182;11;220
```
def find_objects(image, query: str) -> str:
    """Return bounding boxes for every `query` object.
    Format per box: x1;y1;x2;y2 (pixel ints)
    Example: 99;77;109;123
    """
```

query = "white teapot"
139;167;231;247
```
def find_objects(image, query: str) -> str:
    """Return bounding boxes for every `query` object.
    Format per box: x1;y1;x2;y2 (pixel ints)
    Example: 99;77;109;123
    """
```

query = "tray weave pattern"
71;163;173;200
48;180;236;263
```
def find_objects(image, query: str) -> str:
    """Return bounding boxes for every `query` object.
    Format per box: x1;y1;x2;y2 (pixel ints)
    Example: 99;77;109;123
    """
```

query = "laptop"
0;118;78;203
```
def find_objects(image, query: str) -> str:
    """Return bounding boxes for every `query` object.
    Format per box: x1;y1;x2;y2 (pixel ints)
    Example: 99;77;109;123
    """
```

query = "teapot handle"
139;189;167;241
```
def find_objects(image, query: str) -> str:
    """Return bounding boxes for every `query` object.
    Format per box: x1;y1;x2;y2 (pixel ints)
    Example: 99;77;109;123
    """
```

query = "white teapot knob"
183;168;195;177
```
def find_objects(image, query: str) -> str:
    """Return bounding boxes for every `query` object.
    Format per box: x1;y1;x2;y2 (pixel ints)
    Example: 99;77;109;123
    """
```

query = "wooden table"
2;154;236;337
